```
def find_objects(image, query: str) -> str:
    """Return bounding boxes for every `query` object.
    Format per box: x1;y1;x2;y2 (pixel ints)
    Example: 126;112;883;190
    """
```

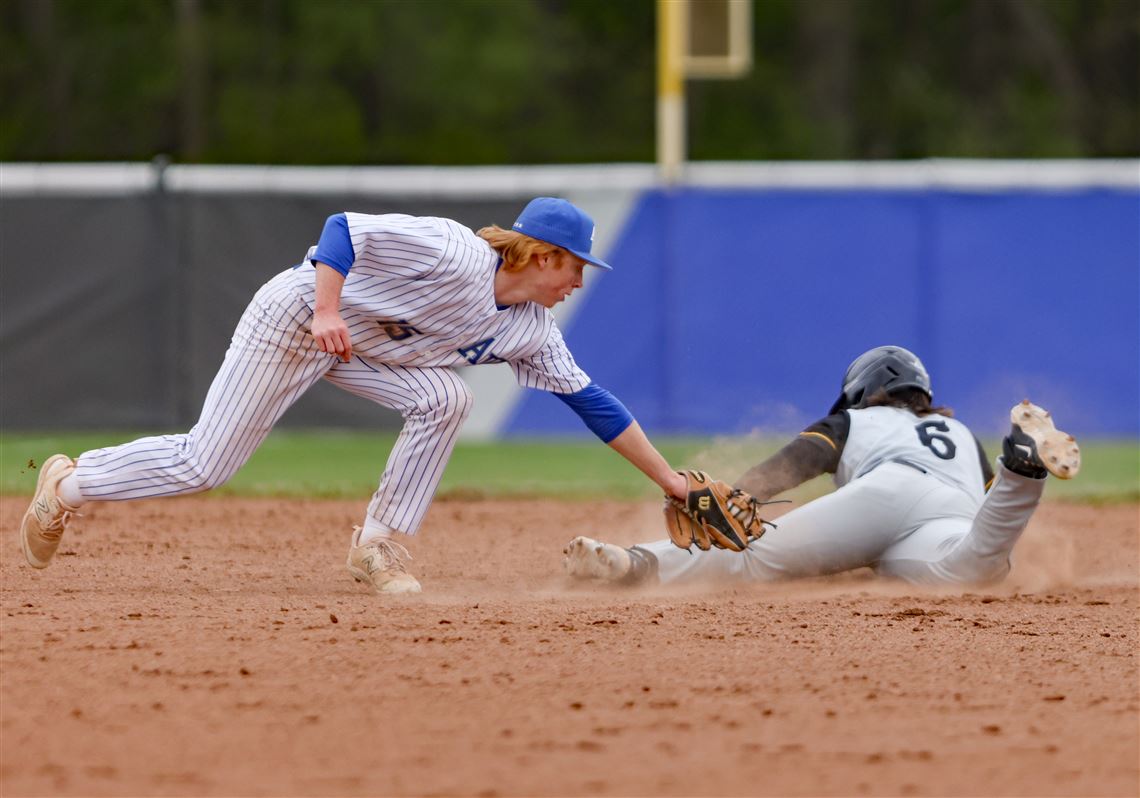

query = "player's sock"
621;546;660;586
358;518;399;546
56;472;87;508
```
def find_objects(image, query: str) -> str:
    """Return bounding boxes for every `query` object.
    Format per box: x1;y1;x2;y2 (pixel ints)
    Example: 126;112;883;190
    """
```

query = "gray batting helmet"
829;345;933;415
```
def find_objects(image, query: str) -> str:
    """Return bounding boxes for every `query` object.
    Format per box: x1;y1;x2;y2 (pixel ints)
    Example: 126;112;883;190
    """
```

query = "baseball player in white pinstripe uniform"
564;346;1082;589
21;197;689;594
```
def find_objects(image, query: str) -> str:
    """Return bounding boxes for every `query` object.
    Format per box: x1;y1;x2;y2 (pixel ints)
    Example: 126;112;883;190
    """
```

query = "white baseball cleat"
1004;400;1081;479
346;528;422;594
563;535;632;581
21;454;79;569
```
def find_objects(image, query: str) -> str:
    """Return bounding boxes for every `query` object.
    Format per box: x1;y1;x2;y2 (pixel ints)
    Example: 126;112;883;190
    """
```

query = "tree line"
2;0;1136;164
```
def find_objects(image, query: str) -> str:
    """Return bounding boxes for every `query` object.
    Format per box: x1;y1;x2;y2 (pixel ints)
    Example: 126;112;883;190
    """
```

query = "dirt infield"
2;494;1137;797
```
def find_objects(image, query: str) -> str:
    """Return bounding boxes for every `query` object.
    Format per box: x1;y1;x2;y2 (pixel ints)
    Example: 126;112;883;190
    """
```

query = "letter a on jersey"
458;337;496;365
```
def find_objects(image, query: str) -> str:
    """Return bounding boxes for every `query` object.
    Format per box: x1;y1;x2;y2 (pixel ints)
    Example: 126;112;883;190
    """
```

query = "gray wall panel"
1;191;528;431
1;197;173;428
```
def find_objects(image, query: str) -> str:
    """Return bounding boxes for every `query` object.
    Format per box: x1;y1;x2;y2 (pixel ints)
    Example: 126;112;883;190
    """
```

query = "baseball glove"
664;470;772;553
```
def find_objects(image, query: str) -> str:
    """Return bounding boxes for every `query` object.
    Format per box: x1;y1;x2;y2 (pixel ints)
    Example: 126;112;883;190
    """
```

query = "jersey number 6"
915;420;957;460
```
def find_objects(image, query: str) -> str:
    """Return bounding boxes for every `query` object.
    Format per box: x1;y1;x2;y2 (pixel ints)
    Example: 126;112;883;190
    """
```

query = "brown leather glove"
663;470;772;552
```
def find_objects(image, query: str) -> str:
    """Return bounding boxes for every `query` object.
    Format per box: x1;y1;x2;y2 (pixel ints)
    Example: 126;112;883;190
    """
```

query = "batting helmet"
829;345;933;415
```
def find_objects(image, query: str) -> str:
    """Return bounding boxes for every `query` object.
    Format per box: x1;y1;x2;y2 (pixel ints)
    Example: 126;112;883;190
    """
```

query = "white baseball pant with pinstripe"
76;272;472;536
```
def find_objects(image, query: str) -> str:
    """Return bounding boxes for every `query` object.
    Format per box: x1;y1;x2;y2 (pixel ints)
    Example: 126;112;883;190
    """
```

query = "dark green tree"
1;0;1135;163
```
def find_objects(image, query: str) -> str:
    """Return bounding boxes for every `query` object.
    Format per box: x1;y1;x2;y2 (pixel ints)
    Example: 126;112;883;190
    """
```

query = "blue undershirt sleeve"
309;213;355;276
554;383;634;444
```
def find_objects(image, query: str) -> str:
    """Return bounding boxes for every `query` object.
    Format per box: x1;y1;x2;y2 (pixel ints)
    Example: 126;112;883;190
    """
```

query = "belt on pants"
891;459;928;475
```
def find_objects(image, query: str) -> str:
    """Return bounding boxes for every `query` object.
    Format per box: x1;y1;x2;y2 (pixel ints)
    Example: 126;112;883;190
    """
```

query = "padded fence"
506;186;1140;438
2;164;1137;437
0;186;524;430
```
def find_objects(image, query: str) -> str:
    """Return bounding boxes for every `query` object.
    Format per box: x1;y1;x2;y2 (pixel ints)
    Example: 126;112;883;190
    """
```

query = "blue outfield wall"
505;187;1140;438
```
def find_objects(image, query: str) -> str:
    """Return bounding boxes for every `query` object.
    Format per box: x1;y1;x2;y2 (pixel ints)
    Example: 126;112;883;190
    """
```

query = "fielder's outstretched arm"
552;384;685;500
606;421;687;500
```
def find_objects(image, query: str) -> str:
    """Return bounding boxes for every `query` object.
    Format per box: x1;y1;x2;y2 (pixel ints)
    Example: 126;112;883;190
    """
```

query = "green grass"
1;430;1136;503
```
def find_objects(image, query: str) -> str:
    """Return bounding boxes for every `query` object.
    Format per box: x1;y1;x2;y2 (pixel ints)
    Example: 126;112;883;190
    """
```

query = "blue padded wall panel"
932;190;1140;435
663;189;926;433
505;187;1139;438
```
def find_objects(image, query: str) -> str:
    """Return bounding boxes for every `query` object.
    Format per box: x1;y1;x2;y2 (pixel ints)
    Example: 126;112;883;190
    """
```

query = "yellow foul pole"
657;0;686;185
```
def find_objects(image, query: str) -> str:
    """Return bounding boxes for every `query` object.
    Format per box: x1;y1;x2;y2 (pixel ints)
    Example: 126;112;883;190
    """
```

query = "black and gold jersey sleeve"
734;412;849;501
799;411;851;466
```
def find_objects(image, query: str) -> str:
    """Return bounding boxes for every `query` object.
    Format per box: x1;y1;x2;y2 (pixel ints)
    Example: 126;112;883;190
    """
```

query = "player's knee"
973;558;1012;585
452;379;474;420
420;376;473;422
923;553;1011;586
179;457;233;493
197;469;233;491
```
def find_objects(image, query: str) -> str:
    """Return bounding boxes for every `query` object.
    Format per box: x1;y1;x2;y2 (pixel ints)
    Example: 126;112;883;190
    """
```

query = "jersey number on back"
915;420;957;460
377;319;421;341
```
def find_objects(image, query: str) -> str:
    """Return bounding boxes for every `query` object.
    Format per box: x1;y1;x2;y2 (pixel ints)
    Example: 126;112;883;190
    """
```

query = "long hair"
862;387;955;418
476;225;562;272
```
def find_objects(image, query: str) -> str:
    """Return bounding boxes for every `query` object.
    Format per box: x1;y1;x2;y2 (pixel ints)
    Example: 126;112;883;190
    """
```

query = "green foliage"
1;0;1135;163
2;431;1136;503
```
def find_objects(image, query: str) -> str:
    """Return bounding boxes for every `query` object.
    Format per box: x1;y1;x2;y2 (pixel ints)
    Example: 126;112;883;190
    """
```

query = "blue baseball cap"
511;197;613;270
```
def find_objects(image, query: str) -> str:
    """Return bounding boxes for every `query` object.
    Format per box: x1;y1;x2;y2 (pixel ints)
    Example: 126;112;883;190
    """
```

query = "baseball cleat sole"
1011;400;1081;479
563;535;631;581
